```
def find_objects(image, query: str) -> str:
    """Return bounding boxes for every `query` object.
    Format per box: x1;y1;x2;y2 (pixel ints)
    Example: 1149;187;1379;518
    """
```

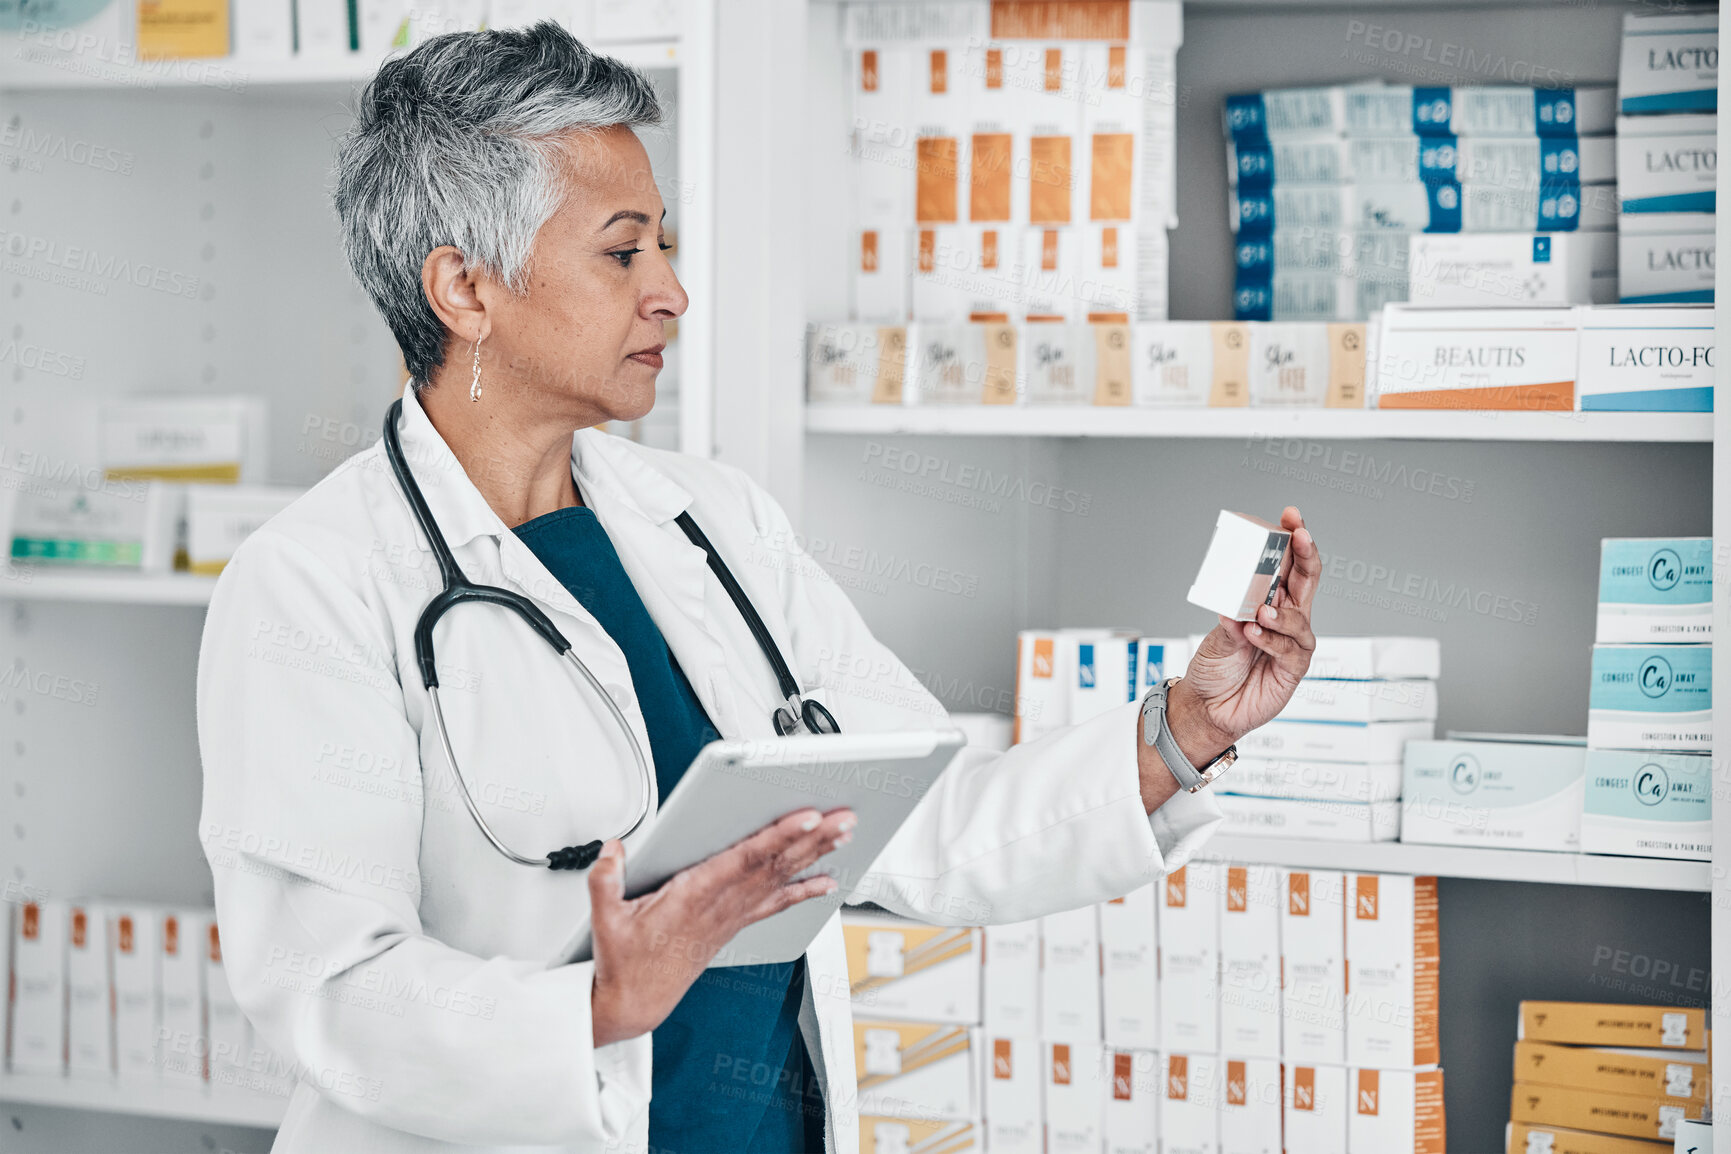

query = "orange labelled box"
917;137;962;223
808;323;909;405
1029;135;1075;224
1327;323;1368;408
854;1020;980;1120
1284;1062;1348;1152
842;914;982;1024
1513;1040;1708;1104
1221;1057;1283;1154
859;1116;979;1153
1349;1067;1446;1154
1044;1040;1106;1153
1510;1082;1707;1143
970;132;1015;222
1089;132;1134;221
983;1035;1042;1154
1372;305;1578;412
137;0;230;59
1505;1122;1672;1154
1518;1002;1707;1050
991;1;1133;41
983;920;1041;1036
1346;875;1440;1070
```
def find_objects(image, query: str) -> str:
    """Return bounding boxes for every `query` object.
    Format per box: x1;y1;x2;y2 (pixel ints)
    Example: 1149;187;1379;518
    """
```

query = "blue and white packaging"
1224;85;1614;140
1619;11;1718;115
1231;135;1614;191
1234;273;1407;324
1235;229;1412;282
1617;115;1716;214
1069;632;1142;725
1588;644;1712;751
1401;737;1586;852
1619;212;1715;304
1232;181;1615;235
1596;537;1713;643
1578;306;1714;413
1410;233;1612;308
1581;750;1711;860
1135;635;1193;696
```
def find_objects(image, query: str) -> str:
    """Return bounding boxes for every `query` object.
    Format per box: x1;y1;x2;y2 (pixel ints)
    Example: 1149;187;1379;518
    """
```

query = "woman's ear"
422;245;488;345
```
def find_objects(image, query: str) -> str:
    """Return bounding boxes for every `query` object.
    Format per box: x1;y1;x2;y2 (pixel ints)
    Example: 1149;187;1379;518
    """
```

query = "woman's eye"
612;248;642;268
658;242;673;253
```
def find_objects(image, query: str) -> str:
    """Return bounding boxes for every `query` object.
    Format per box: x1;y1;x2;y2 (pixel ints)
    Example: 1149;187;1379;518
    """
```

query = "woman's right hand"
586;806;856;1047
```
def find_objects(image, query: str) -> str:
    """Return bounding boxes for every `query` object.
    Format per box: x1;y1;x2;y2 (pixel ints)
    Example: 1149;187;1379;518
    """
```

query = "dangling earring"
469;335;484;403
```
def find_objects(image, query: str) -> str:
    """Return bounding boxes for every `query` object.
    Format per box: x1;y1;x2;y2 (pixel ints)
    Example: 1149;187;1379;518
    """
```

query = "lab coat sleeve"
733;477;1224;926
197;530;645;1148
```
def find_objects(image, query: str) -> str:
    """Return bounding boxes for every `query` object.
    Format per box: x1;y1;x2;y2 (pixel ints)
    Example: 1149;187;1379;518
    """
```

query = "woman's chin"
593;379;656;424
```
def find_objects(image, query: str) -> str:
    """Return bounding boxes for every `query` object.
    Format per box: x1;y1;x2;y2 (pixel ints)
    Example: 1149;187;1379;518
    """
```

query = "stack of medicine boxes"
4;898;293;1097
1583;537;1713;861
1224;83;1616;323
1616;10;1717;306
837;0;1182;409
1507;1001;1709;1149
1216;636;1442;843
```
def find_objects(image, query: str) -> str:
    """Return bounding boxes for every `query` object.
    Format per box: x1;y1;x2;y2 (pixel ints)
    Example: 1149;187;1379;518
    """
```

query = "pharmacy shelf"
1198;835;1712;893
804;406;1715;443
0;38;681;93
0;1071;286;1128
0;568;218;606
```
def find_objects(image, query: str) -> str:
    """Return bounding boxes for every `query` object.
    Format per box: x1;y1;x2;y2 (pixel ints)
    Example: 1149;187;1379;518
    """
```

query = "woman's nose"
647;255;689;320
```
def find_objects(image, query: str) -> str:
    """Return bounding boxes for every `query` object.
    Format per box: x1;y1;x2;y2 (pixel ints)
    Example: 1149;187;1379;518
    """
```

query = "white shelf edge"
0;1071;286;1128
1198;835;1711;892
0;39;680;94
805;406;1715;442
0;568;217;606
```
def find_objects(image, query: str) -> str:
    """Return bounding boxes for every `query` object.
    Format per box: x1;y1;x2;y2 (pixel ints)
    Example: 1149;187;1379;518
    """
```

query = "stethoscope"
381;398;840;871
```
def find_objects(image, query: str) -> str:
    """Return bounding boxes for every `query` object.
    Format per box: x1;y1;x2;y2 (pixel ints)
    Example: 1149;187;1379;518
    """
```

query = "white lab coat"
196;387;1222;1154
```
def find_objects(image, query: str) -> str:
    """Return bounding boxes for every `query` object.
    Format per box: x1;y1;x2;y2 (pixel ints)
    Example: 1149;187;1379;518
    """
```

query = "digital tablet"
551;728;966;969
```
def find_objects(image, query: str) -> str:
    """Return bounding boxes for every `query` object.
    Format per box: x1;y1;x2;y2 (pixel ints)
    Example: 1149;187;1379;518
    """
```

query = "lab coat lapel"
571;430;746;739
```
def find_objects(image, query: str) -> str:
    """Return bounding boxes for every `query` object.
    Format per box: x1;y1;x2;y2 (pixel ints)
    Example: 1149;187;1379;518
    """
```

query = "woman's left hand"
1175;506;1321;745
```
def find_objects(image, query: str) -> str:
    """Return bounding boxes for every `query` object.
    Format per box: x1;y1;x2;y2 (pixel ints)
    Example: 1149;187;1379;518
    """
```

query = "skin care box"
909;322;1019;405
809;324;911;405
1103;1049;1160;1154
1581;750;1711;861
1045;1040;1105;1154
1020;321;1093;403
1229;757;1404;803
5;480;182;571
1373;304;1580;411
1015;630;1065;744
1135;636;1193;697
861;1117;979;1153
1618;213;1715;304
100;396;268;484
1513;1041;1708;1106
1346;876;1440;1070
1310;636;1442;680
1617;116;1716;214
1158;864;1221;1054
1519;1002;1706;1050
1099;887;1159;1051
1410;233;1605;308
1284;1063;1349;1154
1161;1053;1222;1154
186;485;302;576
1041;905;1102;1042
1187;510;1293;621
1132;323;1213;406
1507;1122;1675;1154
159;910;204;1082
1219;863;1282;1059
1238;719;1435;763
1216;796;1401;842
843;914;982;1024
10;899;68;1074
1248;323;1332;407
1511;1083;1707;1143
1070;632;1141;724
1402;738;1585;852
205;919;249;1083
112;907;161;1082
982;919;1041;1037
1282;870;1346;1065
855;1020;979;1119
984;1035;1042;1154
67;904;113;1076
1577;309;1714;414
1349;1068;1447;1154
857;228;912;323
1621;11;1718;114
1588;644;1712;751
1281;678;1438;724
1221;1057;1284;1154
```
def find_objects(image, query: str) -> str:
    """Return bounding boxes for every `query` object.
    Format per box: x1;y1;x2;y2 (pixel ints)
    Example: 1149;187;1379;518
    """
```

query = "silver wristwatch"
1140;676;1237;793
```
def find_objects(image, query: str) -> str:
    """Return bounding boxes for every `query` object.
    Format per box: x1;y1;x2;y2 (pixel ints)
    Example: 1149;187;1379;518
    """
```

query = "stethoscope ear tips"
548;841;605;870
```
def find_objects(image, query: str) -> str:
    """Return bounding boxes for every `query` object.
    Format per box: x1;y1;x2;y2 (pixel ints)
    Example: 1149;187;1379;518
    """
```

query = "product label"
1030;135;1074;223
916;137;960;223
971;134;1013;221
1090;133;1134;221
1093;323;1132;404
1210;322;1251;406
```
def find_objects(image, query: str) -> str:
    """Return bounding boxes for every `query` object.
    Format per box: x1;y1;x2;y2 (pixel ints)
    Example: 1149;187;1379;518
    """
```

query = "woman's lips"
627;349;664;369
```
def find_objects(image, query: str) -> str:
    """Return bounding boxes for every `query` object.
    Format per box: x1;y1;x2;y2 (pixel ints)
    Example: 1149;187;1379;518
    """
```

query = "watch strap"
1141;676;1236;794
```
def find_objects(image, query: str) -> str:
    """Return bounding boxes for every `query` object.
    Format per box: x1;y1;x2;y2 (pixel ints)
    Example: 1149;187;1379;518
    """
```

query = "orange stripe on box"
1375;381;1574;411
991;1;1130;40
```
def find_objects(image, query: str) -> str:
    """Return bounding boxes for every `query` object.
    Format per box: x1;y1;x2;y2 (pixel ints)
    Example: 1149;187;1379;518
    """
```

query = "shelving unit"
806;406;1714;441
0;569;219;607
0;1073;286;1129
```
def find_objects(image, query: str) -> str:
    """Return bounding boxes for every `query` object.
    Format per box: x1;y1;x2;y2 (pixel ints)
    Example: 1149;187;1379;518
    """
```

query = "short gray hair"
333;22;662;385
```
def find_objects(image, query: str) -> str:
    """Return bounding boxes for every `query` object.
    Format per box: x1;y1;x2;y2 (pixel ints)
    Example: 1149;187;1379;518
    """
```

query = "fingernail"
837;817;857;834
832;834;852;850
1246;624;1261;637
800;815;820;831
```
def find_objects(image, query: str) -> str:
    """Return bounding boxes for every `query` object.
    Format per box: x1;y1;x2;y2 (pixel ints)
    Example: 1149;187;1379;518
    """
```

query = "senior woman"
197;21;1321;1154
